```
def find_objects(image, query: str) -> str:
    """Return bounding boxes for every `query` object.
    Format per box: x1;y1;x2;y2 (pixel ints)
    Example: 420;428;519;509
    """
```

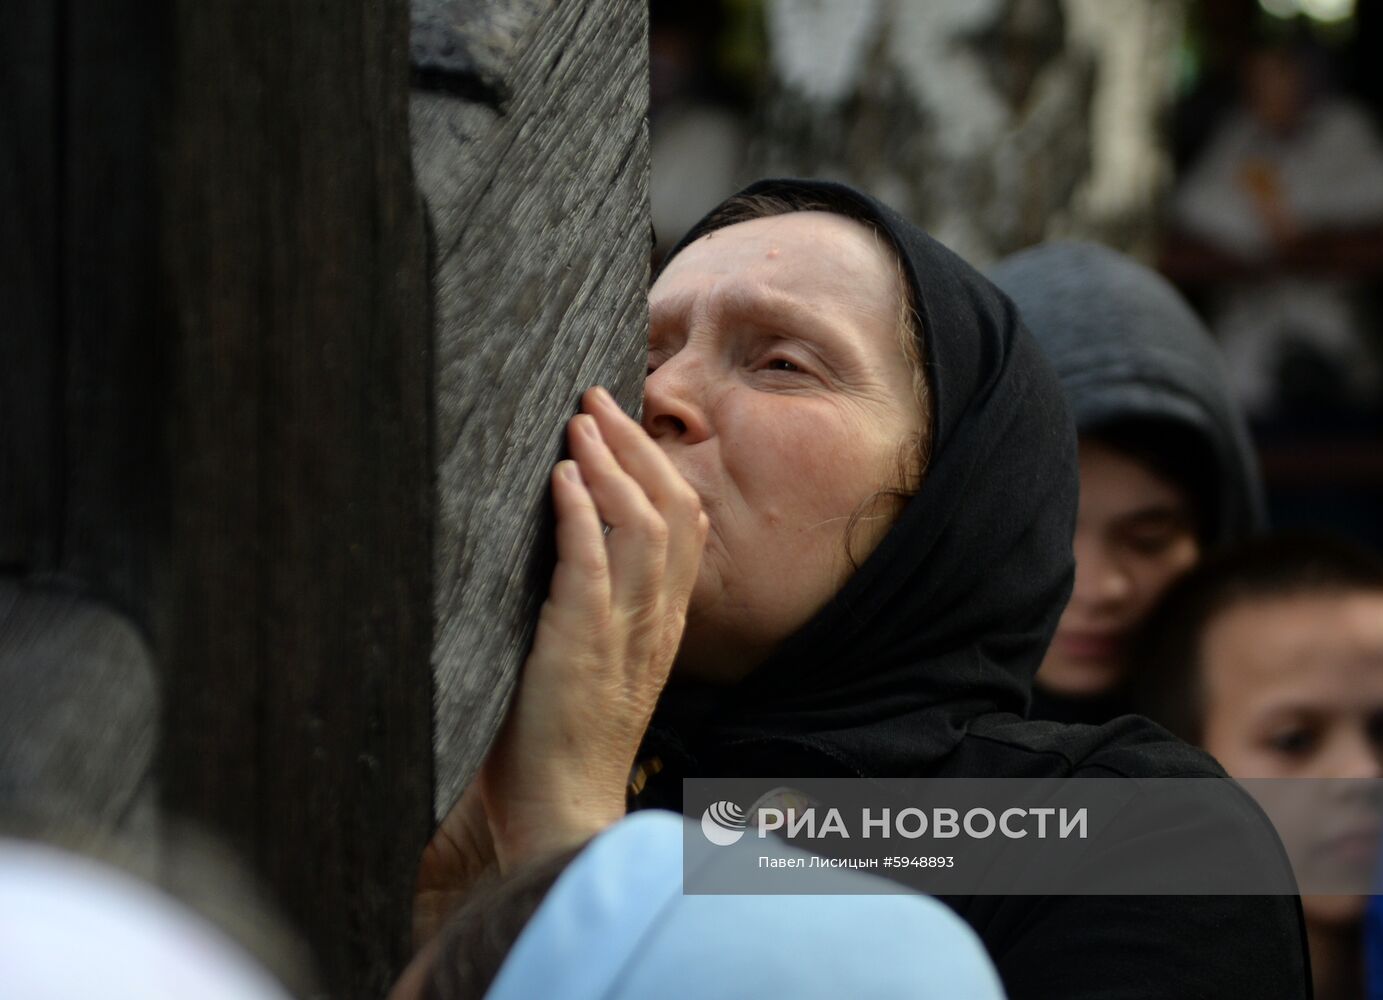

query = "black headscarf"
637;179;1078;786
986;241;1265;548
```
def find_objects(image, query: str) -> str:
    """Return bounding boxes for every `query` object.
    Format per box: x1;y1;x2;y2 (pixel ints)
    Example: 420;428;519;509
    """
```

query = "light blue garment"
484;811;1005;1000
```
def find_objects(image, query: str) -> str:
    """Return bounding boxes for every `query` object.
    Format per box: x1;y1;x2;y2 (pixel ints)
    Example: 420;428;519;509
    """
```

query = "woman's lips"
1054;630;1122;661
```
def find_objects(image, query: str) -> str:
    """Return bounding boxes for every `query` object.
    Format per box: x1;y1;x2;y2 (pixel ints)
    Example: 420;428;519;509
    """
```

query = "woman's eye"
1122;531;1178;557
763;357;802;373
1266;729;1317;757
1128;538;1169;557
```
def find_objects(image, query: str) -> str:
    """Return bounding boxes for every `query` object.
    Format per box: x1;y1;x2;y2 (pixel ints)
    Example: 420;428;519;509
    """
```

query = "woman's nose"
642;354;712;444
1071;538;1132;610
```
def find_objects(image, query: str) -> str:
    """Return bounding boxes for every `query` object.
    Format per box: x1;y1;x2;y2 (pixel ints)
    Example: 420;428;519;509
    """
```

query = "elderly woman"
417;181;1308;999
986;242;1265;725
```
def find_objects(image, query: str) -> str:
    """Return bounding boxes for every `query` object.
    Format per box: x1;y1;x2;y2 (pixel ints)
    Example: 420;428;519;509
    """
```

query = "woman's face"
646;212;923;682
1039;438;1200;697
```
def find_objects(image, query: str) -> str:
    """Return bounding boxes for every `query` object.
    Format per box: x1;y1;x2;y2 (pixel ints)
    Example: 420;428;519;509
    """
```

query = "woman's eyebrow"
1114;505;1194;529
713;284;866;356
1253;703;1322;724
648;291;693;333
649;281;873;374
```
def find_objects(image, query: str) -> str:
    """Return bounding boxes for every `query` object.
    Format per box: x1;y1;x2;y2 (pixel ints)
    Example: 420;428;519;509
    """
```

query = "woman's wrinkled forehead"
651;212;903;326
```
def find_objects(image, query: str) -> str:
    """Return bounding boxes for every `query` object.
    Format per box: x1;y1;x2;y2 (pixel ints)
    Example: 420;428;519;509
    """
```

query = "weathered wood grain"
0;580;158;830
412;0;651;815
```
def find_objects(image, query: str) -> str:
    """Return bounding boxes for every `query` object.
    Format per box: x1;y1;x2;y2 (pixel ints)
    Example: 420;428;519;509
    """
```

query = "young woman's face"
1039;438;1200;697
646;212;923;682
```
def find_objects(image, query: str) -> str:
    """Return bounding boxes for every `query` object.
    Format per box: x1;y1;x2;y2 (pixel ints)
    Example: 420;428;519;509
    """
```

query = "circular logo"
700;800;747;846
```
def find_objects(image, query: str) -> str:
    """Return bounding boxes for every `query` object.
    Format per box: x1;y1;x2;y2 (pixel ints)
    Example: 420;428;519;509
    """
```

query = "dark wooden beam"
154;4;434;995
3;0;652;992
3;0;436;994
0;0;60;573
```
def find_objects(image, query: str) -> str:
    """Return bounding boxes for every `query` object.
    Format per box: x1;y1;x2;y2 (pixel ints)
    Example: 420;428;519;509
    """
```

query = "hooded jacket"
987;242;1266;724
986;240;1265;549
632;180;1309;999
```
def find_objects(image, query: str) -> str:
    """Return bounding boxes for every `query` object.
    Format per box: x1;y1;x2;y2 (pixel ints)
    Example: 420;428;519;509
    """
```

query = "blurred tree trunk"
753;0;1185;263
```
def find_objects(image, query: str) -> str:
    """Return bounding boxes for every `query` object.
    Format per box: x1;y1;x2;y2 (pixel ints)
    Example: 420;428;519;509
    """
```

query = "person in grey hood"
987;241;1266;725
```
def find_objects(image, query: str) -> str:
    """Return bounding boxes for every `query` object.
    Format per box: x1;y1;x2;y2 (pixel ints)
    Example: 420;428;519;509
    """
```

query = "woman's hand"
414;385;707;938
412;781;495;949
479;385;707;868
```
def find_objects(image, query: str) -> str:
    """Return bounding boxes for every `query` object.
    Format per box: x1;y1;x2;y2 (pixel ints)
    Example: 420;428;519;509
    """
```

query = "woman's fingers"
462;397;708;877
567;413;667;610
583;387;699;516
547;458;611;618
581;387;705;592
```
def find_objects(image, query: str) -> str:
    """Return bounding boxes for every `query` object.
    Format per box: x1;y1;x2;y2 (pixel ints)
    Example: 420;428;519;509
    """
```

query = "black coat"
636;713;1310;1000
634;180;1310;1000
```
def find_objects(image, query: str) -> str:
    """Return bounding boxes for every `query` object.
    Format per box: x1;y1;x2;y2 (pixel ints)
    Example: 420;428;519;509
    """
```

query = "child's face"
1201;591;1383;780
1201;590;1383;924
